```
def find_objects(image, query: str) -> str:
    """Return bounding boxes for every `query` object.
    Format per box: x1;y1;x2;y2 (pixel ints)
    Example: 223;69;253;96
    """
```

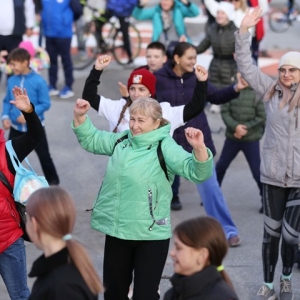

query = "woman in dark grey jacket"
236;8;300;300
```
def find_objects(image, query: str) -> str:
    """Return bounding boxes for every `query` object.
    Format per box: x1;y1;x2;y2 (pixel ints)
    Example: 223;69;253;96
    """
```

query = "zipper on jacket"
294;106;298;130
5;198;20;227
148;188;158;231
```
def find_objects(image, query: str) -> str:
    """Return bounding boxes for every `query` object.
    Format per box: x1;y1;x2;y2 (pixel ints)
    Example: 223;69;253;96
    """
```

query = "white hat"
217;2;235;21
279;51;300;69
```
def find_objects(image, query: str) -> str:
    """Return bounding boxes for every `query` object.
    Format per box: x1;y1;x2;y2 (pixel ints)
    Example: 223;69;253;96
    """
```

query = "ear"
198;247;209;266
174;54;180;65
31;217;39;233
163;55;168;63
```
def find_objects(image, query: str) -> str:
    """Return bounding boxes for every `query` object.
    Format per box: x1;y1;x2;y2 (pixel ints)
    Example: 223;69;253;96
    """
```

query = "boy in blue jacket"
1;48;59;185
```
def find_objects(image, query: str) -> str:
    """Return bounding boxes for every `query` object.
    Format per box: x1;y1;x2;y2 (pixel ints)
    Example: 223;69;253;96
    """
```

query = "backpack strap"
157;140;169;182
112;134;129;153
0;170;13;194
5;140;36;174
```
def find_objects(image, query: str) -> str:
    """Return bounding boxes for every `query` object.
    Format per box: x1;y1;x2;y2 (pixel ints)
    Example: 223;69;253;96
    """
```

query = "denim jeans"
196;167;238;239
0;238;30;300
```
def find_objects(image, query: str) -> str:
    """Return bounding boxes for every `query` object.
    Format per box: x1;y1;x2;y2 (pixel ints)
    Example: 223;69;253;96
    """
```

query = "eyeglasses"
278;67;300;76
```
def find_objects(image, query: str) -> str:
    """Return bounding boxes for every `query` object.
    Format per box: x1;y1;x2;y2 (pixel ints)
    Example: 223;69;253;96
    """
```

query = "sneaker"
171;195;182;211
228;236;241;247
48;85;59;96
279;278;294;300
256;284;277;299
59;86;75;99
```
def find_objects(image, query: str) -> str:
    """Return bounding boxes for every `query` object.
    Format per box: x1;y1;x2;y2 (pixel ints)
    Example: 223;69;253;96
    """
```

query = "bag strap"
112;135;169;182
0;170;13;195
157;140;169;182
5;140;36;174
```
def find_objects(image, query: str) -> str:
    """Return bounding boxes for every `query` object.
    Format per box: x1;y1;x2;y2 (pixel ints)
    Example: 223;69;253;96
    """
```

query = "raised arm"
82;55;112;112
183;66;208;122
7;87;44;173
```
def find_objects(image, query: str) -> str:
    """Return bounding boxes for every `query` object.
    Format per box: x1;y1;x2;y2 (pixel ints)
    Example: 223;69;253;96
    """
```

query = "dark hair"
8;48;30;64
172;42;197;59
26;187;103;295
174;216;235;290
147;41;166;55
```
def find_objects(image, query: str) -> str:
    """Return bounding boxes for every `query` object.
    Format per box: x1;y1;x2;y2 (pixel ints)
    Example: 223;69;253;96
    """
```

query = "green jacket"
221;87;266;142
72;117;213;240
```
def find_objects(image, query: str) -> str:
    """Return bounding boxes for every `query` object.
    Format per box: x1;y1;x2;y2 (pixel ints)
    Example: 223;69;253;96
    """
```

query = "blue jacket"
155;61;239;155
40;0;82;38
2;71;50;132
132;0;199;43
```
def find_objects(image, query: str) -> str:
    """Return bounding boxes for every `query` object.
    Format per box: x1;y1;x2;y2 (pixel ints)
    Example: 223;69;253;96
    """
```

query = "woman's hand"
185;127;209;162
240;7;263;33
195;66;208;81
118;81;129;98
94;55;112;71
73;99;90;127
11;87;32;112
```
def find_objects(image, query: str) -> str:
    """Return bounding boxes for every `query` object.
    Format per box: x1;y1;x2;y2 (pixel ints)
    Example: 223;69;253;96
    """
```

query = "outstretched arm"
183;66;208;122
82;55;111;112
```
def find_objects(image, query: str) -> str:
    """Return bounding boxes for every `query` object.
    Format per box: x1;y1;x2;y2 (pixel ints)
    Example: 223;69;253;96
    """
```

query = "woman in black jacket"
164;216;239;300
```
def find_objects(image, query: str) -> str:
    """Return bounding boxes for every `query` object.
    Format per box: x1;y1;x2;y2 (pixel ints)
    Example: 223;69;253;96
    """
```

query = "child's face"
146;49;167;73
170;234;208;276
9;60;29;75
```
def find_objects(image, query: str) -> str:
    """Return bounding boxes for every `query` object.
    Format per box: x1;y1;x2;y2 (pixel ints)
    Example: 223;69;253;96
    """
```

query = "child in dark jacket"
1;48;59;185
164;216;239;300
215;72;266;213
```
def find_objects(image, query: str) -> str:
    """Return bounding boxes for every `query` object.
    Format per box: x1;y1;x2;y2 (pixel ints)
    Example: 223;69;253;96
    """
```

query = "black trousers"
9;127;59;185
103;235;169;300
262;184;300;282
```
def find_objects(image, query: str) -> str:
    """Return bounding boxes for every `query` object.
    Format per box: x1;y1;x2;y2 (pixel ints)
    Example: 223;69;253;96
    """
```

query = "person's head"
216;2;235;26
160;0;174;11
146;42;167;73
227;0;247;12
8;48;31;75
129;98;168;136
127;69;156;101
26;187;102;295
277;51;300;88
172;42;197;76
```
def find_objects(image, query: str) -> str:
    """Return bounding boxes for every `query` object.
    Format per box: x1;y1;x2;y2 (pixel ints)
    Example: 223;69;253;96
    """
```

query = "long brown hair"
26;187;103;295
264;79;300;112
174;216;234;290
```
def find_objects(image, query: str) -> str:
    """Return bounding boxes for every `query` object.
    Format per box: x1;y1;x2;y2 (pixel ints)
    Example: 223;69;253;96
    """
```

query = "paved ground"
1;1;300;299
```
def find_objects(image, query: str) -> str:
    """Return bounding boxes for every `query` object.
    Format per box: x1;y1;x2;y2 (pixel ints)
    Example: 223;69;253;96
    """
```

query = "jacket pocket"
261;141;278;179
292;146;300;179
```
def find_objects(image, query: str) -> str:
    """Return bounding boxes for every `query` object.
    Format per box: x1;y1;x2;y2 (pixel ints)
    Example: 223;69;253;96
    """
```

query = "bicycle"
268;2;300;33
71;5;142;70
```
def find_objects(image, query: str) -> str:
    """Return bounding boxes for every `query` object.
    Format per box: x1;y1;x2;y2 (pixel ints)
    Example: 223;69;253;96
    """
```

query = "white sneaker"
59;86;75;99
48;85;59;96
256;284;278;299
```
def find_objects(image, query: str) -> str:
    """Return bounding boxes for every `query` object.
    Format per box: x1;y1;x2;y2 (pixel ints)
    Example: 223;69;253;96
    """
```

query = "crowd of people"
1;1;300;300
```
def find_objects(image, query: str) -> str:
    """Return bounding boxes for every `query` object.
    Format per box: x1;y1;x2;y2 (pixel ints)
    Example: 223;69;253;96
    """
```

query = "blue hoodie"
2;70;50;132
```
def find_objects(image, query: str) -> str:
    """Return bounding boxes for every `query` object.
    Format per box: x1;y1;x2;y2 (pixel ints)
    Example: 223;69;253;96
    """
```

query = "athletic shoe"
48;85;59;96
228;236;241;247
59;86;75;99
279;278;294;300
256;284;277;299
171;195;182;211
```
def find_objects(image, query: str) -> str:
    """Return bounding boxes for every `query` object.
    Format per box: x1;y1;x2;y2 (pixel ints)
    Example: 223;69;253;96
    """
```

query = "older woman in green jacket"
72;97;213;300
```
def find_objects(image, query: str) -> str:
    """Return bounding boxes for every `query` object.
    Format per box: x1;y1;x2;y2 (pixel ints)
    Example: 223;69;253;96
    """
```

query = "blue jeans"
196;167;238;239
0;238;30;300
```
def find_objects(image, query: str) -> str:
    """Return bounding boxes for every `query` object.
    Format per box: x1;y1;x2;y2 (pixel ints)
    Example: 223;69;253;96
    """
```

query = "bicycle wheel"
111;23;141;65
268;9;291;33
71;20;98;70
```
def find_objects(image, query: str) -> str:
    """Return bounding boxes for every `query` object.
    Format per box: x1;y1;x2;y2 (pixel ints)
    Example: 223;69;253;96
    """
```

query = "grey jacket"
235;31;300;188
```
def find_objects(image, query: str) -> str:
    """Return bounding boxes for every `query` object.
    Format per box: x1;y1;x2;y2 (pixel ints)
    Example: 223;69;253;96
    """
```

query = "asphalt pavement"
1;1;300;299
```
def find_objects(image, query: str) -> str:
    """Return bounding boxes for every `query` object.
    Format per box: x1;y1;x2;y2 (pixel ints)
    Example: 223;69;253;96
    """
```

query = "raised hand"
235;72;249;91
10;87;32;112
94;55;112;71
185;127;208;162
74;99;91;117
179;35;187;42
195;65;208;81
240;7;263;33
118;81;129;98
